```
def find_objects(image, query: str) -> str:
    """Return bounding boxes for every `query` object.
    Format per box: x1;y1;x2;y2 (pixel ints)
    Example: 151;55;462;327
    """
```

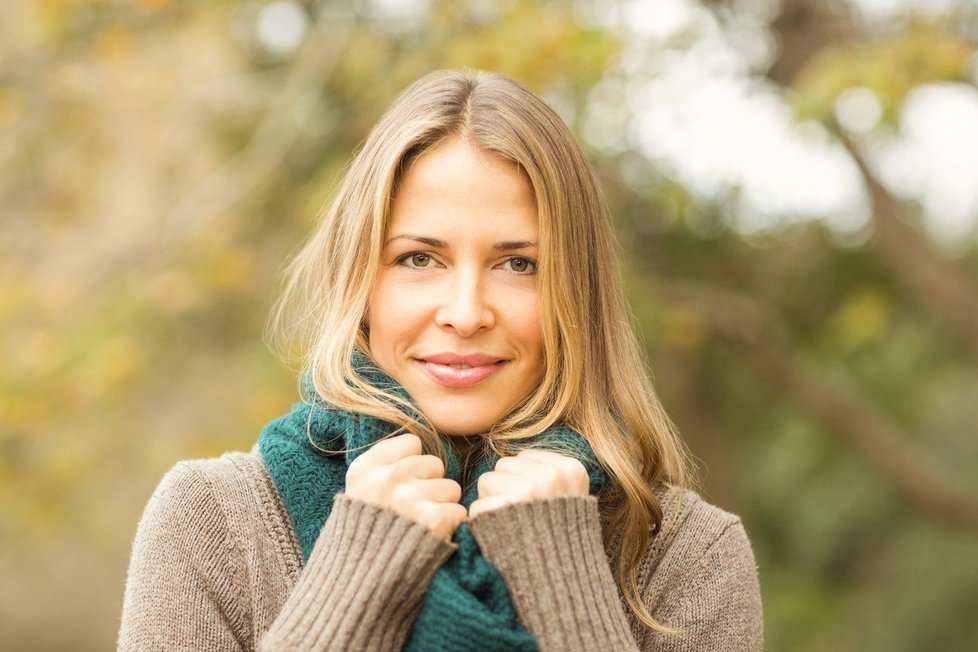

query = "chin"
422;400;509;436
428;417;497;437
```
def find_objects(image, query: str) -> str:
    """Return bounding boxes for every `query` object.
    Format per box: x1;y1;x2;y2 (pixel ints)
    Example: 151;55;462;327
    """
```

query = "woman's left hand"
468;450;590;519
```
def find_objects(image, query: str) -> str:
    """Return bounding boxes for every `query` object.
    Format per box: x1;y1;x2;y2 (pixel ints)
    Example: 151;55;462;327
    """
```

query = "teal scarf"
258;354;607;651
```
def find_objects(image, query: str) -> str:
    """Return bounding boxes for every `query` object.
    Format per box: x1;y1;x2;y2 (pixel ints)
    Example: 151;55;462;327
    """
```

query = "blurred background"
2;0;977;649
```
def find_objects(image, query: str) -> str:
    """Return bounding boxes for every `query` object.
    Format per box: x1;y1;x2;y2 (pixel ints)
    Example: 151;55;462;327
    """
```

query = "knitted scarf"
258;353;607;652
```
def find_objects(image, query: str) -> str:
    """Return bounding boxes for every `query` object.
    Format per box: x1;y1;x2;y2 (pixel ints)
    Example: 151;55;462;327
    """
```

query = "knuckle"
422;454;445;476
495;456;517;471
443;503;465;523
575;464;590;486
371;465;397;491
401;433;422;451
540;465;560;484
447;481;462;501
375;463;394;481
452;504;467;523
390;482;413;504
347;454;368;473
477;472;494;495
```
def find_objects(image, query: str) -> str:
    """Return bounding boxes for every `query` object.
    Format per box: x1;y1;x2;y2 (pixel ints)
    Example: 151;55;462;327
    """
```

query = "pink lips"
418;353;506;388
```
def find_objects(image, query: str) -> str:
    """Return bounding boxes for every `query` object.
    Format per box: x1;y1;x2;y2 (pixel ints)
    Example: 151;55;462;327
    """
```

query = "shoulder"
120;453;258;647
643;482;757;584
134;451;257;549
638;483;763;649
139;447;298;561
652;483;747;555
153;448;260;496
148;446;281;511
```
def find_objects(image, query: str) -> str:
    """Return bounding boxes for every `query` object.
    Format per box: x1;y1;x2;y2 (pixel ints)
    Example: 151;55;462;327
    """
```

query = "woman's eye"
504;257;536;274
398;252;433;268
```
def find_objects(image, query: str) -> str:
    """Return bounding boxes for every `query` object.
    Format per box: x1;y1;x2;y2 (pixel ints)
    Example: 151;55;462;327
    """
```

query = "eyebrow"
384;234;538;251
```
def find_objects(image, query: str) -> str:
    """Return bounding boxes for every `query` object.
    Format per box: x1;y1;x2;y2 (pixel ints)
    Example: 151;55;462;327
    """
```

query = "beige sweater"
119;447;763;651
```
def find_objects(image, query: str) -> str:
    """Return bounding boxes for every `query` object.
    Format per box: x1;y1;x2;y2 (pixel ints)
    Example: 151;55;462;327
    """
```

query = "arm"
260;492;458;650
468;494;640;651
119;462;458;651
468;495;764;652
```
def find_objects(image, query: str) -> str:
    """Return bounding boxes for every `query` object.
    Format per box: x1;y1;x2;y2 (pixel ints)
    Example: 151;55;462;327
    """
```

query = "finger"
518;450;587;477
516;449;575;464
469;495;516;518
509;453;563;485
415;477;462;503
390;454;445;480
478;470;532;499
364;433;423;465
493;455;542;473
439;502;469;532
418;500;467;539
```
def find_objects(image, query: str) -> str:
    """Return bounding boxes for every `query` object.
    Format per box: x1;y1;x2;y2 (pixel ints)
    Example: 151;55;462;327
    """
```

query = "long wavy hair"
267;69;694;633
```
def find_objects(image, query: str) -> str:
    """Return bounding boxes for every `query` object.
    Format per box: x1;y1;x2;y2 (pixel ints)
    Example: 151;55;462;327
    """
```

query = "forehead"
387;137;538;239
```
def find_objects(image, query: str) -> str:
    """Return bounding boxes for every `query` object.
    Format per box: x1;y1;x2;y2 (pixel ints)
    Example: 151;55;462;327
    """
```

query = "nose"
434;271;495;336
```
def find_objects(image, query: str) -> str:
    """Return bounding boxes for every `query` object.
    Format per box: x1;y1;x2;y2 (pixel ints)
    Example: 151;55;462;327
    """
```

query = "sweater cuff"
261;493;458;651
468;495;637;651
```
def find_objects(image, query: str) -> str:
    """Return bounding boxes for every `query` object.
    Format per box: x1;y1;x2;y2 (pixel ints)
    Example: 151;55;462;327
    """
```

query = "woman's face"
367;136;544;436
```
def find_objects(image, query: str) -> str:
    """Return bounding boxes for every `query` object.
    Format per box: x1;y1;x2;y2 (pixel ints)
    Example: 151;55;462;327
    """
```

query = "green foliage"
2;0;977;649
793;19;972;124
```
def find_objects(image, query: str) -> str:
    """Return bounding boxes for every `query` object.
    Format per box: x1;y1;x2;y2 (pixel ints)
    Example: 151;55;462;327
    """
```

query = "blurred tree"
607;1;978;649
1;0;976;650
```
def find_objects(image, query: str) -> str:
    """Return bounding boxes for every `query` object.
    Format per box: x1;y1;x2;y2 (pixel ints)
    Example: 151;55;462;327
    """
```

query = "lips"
417;353;507;388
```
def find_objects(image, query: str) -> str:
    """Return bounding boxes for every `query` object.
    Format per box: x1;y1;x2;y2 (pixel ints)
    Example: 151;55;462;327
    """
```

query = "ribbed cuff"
468;495;638;651
261;493;458;651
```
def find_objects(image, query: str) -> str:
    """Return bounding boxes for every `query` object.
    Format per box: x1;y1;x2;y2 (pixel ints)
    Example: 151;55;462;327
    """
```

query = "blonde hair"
267;69;694;634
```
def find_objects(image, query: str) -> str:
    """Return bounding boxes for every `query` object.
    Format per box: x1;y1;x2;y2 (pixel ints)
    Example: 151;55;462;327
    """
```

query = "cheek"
366;282;397;358
512;292;544;361
367;277;428;358
368;275;408;325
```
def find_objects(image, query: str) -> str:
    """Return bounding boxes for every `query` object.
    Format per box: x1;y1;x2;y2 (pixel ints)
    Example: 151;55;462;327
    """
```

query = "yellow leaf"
95;26;135;61
829;289;890;352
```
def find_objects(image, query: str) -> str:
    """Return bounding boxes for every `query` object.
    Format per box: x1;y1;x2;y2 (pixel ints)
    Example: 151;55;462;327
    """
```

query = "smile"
417;354;507;388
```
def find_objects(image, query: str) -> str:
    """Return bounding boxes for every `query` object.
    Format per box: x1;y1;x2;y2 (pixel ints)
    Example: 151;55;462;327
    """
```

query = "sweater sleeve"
468;494;640;651
259;492;459;650
119;462;458;652
467;494;764;652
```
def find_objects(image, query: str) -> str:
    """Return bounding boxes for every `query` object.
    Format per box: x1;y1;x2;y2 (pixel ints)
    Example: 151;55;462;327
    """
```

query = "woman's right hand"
344;433;466;542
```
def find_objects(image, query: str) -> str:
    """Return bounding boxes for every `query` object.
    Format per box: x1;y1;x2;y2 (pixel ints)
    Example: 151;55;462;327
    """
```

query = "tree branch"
654;279;978;535
78;3;356;294
837;127;978;360
161;3;355;243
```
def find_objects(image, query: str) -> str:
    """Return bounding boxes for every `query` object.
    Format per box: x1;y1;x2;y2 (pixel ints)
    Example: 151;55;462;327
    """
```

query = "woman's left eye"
396;252;436;268
501;257;537;274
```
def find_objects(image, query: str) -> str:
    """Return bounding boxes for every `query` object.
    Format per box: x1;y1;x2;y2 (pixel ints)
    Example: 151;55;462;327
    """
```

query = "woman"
119;69;763;651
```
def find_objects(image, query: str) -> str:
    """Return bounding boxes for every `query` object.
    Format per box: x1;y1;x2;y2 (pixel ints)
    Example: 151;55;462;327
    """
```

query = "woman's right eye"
397;252;433;268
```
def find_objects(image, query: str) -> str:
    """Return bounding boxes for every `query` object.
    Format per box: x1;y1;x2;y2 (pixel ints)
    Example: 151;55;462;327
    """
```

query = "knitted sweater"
118;446;763;651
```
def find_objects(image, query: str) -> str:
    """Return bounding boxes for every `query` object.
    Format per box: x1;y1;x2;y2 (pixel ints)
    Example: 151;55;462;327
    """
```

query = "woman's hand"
468;450;589;519
345;433;467;542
